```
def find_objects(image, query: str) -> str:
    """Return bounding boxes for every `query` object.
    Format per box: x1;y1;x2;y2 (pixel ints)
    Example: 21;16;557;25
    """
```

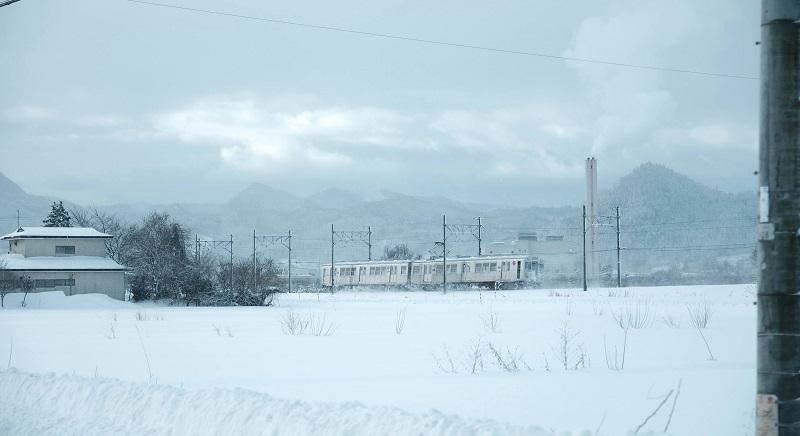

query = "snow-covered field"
0;285;757;435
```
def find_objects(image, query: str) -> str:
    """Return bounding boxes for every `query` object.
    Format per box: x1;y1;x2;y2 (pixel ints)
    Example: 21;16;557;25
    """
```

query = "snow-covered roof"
1;226;113;240
0;254;126;271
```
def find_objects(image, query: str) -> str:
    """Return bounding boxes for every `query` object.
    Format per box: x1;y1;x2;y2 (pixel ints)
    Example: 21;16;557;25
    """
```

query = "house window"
55;246;76;255
34;279;76;288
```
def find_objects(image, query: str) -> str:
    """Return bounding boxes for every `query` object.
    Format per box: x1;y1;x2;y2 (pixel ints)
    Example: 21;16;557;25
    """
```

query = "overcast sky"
0;0;759;207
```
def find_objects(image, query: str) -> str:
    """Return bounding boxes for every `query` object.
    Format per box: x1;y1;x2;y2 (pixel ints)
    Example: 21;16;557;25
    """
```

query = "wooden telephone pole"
757;1;800;434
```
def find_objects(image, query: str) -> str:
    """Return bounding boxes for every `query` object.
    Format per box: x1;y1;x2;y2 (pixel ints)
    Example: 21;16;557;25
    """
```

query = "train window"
490;263;497;272
413;266;421;274
449;264;457;273
463;264;470;273
401;266;407;274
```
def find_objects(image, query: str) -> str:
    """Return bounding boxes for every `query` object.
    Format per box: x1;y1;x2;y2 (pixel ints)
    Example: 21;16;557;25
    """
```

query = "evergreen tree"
42;201;71;227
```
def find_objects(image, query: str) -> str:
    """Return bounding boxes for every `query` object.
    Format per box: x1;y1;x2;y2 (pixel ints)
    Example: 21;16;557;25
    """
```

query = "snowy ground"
0;285;757;435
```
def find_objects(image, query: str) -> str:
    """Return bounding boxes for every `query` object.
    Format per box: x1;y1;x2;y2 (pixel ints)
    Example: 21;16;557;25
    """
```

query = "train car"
320;259;411;287
408;255;539;288
321;255;540;289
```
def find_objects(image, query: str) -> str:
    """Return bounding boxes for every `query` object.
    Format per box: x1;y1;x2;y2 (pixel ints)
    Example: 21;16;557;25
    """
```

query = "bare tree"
0;259;17;308
212;257;280;306
382;243;420;260
19;275;33;308
71;207;135;264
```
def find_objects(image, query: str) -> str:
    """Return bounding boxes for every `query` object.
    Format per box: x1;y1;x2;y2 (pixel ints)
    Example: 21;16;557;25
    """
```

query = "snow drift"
1;291;131;310
0;370;569;436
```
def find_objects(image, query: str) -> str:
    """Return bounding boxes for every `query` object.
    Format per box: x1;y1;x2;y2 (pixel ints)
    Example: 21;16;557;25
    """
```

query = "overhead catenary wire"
0;0;23;8
124;0;757;81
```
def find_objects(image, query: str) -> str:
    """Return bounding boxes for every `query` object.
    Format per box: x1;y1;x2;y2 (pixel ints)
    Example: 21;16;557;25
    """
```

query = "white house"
0;226;127;300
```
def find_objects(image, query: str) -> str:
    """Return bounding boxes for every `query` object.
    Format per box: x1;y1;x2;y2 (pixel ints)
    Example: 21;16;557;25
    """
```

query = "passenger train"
321;254;541;289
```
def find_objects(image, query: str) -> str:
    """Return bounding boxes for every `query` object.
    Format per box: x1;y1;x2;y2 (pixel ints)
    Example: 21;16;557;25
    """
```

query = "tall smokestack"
585;157;599;284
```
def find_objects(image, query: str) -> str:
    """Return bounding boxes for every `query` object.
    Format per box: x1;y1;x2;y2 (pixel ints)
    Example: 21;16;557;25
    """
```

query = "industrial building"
484;232;577;284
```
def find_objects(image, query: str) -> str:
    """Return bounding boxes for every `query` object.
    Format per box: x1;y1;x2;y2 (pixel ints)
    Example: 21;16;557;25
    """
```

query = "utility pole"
368;226;372;261
615;206;621;288
330;224;335;290
16;209;20;229
229;234;234;294
758;2;800;434
582;205;587;292
442;214;447;294
288;230;292;294
477;216;482;256
253;229;257;292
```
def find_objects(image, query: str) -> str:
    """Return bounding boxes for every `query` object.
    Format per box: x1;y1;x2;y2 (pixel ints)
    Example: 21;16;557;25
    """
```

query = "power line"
124;0;758;81
0;0;23;8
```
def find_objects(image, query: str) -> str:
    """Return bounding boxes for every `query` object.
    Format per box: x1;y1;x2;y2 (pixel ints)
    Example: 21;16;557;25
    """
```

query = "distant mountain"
598;163;755;272
228;183;307;213
0;172;78;228
602;163;753;224
307;188;364;210
0;164;758;280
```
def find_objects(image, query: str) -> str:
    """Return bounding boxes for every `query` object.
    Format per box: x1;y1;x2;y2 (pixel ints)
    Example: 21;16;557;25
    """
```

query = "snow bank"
0;370;572;436
1;291;131;310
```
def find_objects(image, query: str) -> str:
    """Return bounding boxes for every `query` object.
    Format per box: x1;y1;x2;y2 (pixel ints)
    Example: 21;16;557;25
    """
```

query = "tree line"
71;208;281;305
